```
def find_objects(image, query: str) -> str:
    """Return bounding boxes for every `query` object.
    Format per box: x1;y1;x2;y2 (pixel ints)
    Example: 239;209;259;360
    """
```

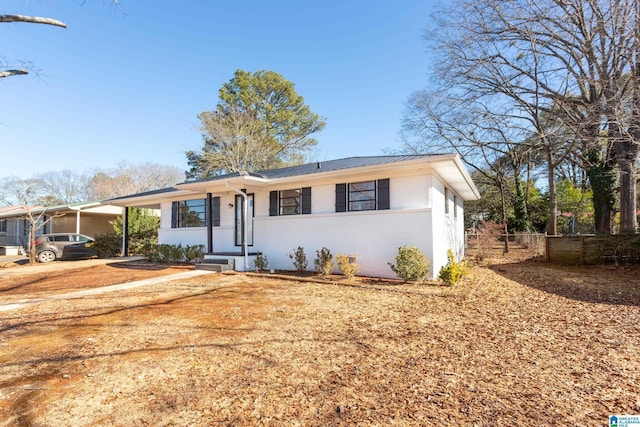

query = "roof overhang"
0;201;124;219
107;189;195;209
105;154;481;206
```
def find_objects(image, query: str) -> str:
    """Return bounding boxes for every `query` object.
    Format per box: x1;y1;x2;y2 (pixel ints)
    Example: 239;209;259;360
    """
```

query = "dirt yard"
0;254;638;426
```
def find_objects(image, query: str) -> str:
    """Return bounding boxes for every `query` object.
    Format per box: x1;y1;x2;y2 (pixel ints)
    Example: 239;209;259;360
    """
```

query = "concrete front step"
195;258;235;272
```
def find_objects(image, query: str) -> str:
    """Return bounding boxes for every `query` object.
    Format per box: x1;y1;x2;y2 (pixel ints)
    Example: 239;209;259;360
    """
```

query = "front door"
235;193;254;248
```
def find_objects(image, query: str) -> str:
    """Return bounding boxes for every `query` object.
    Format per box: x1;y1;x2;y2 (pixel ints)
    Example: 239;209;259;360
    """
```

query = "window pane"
349;190;375;202
349;200;376;211
178;199;206;227
348;181;376;211
350;181;375;191
280;189;302;215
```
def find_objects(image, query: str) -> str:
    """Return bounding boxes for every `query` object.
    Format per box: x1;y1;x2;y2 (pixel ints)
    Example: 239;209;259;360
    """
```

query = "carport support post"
121;207;129;257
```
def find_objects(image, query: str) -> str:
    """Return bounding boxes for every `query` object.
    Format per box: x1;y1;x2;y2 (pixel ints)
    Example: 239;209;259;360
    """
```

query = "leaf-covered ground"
0;253;638;426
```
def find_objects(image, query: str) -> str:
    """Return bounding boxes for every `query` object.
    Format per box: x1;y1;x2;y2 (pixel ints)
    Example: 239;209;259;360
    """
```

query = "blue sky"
1;1;438;179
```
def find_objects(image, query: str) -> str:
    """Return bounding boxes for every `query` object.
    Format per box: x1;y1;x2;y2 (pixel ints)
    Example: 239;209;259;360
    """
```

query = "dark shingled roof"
183;155;443;184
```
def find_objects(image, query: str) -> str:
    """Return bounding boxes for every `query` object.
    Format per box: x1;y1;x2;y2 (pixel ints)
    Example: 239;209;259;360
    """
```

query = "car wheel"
37;250;56;263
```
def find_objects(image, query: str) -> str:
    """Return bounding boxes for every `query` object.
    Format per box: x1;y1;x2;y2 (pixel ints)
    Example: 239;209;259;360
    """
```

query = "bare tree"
88;162;184;200
0;177;64;264
403;89;542;247
187;69;326;179
410;0;640;234
35;170;92;205
191;106;278;175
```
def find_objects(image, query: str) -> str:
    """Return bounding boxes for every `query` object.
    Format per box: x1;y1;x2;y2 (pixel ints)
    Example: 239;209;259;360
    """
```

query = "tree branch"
0;14;67;28
0;70;28;78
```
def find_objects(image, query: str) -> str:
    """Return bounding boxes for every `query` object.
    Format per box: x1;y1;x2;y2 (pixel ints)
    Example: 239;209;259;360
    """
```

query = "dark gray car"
34;233;96;263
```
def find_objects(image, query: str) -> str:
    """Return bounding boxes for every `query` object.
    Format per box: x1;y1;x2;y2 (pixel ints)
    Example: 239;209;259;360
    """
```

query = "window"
172;199;206;228
280;189;303;215
269;188;311;216
336;178;389;212
349;181;376;211
0;220;6;233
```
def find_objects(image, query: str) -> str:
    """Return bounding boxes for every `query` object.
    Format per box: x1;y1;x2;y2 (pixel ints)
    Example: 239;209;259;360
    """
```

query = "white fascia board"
175;175;270;192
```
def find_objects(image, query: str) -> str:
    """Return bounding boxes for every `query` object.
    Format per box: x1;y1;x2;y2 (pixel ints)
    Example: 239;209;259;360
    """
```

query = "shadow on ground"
487;256;640;306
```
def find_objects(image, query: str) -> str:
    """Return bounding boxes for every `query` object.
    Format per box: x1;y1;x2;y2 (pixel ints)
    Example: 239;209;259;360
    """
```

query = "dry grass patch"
0;253;639;425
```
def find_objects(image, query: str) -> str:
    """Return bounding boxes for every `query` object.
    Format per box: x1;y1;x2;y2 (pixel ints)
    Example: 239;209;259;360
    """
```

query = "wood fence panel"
546;236;584;263
546;235;639;264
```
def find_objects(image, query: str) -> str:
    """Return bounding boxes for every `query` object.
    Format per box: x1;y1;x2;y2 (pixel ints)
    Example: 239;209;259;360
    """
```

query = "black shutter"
269;191;278;216
171;201;178;228
377;178;390;210
335;183;347;212
302;187;311;214
212;197;220;226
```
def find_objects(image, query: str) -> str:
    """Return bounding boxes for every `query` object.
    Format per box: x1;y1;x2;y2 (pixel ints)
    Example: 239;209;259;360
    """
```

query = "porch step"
195;258;235;272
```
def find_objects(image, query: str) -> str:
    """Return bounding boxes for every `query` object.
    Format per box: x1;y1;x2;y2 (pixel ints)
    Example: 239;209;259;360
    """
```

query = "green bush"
313;247;333;276
336;254;360;279
288;246;308;273
155;243;183;263
92;233;121;258
140;243;203;264
254;252;268;272
183;244;205;262
140;240;161;263
388;245;430;282
438;249;469;285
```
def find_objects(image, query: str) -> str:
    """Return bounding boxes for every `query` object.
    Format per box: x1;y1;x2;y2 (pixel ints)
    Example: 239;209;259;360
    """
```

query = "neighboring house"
0;201;123;254
109;154;480;279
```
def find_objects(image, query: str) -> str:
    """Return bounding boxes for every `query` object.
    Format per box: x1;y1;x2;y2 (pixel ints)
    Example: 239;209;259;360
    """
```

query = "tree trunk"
586;146;616;235
547;154;558;236
29;222;37;265
498;181;510;253
616;143;639;233
511;168;531;232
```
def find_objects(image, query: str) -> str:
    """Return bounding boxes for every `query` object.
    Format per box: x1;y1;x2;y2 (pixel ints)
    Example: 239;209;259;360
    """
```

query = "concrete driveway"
0;255;214;312
0;256;147;278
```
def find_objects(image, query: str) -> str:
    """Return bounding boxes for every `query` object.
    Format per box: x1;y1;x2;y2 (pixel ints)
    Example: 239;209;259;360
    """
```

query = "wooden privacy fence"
546;234;640;264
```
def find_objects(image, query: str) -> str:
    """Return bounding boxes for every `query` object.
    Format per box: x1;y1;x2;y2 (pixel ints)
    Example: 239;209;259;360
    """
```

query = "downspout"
225;180;249;271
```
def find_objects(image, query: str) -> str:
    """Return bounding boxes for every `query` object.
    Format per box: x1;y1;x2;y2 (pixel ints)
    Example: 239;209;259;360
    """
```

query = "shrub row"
257;245;468;284
145;244;205;264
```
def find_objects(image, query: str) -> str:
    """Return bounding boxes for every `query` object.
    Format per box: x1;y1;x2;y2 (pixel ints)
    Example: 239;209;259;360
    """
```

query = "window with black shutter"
171;199;207;227
270;187;311;216
337;179;390;212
